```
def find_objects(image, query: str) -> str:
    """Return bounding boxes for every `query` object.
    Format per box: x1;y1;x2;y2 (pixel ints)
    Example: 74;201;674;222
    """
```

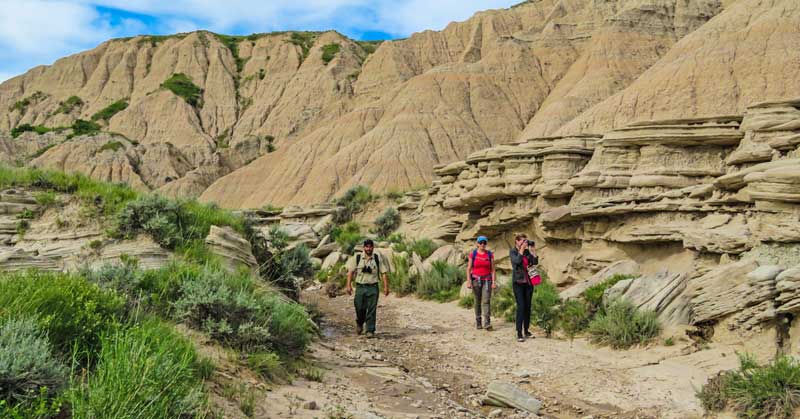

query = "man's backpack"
356;253;380;273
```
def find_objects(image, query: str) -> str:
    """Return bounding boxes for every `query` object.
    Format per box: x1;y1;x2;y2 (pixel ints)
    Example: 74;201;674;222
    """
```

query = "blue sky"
0;0;521;83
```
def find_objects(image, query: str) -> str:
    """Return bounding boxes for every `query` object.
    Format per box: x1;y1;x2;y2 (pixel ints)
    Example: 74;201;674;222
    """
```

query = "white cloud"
0;0;521;81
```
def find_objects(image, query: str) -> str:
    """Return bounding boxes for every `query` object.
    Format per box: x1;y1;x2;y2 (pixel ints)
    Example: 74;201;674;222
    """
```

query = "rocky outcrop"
4;0;765;206
205;226;259;273
406;97;800;339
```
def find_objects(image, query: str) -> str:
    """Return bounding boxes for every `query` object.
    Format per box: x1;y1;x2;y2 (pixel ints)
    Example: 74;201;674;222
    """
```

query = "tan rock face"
406;97;800;336
2;0;754;206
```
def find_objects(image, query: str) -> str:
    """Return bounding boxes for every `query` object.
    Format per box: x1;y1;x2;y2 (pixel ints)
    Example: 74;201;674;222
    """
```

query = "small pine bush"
417;261;462;302
373;208;401;239
587;300;661;349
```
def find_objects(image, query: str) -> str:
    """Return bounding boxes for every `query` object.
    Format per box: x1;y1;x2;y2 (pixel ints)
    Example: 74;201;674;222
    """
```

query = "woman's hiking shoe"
356;324;363;335
517;336;525;342
366;331;376;339
476;319;483;329
484;324;493;331
524;330;533;338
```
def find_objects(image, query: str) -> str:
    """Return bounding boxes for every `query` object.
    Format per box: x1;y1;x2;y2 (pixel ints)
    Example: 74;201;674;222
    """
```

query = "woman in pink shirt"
466;236;497;330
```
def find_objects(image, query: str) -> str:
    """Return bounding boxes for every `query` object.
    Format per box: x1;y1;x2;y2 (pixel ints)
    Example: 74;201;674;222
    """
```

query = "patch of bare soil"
222;289;741;418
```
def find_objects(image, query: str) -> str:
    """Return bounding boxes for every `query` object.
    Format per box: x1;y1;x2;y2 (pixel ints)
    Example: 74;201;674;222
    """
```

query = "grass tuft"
161;73;204;108
91;99;128;122
587;300;661;349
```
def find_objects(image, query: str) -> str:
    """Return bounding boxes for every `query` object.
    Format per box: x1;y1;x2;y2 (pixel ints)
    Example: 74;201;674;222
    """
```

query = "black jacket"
509;248;538;284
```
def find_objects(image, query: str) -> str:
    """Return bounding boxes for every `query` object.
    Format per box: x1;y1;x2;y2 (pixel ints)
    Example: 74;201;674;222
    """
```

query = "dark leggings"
513;282;533;335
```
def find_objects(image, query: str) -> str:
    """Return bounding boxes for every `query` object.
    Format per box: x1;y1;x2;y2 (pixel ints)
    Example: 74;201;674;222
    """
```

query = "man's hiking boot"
356;324;363;335
476;318;483;329
366;331;376;339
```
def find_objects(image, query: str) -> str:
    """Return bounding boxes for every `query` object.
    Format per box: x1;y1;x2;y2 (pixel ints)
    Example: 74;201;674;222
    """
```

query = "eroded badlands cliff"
3;0;797;206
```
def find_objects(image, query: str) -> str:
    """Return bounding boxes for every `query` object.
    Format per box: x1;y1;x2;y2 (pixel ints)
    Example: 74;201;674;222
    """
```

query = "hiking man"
346;239;389;337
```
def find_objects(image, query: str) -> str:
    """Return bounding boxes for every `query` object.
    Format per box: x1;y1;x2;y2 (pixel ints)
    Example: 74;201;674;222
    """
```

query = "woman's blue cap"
477;236;488;243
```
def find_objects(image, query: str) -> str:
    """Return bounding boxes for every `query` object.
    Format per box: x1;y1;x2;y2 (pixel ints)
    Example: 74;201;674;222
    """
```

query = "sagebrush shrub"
532;280;561;337
0;317;67;404
558;299;590;341
333;186;373;224
373;208;400;238
174;266;312;355
331;221;362;254
417;261;462;302
587;300;661;349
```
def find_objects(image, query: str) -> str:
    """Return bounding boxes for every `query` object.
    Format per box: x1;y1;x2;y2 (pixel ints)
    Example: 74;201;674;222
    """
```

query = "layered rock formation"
405;97;800;350
9;0;798;206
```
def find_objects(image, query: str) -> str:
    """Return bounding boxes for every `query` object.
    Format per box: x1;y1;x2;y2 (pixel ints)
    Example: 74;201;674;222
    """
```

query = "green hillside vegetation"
0;165;316;418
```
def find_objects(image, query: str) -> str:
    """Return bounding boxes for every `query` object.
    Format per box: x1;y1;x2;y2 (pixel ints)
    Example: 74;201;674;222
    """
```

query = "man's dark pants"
354;283;379;333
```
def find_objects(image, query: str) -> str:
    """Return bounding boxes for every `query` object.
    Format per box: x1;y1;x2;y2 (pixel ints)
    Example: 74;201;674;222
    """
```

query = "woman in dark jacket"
509;233;538;342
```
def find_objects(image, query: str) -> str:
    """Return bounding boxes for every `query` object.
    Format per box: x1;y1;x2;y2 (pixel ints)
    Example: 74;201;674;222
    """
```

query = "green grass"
161;73;203;108
67;319;208;419
587;300;661;349
9;91;46;114
248;352;285;381
321;43;341;64
0;270;125;363
699;353;800;418
558;299;590;342
98;141;124;153
10;124;53;138
68;119;101;139
583;274;636;314
287;32;318;61
330;221;362;254
91;99;128;122
33;191;58;208
409;238;438;260
491;284;516;322
356;40;383;56
0;165;138;215
387;255;415;296
458;294;474;309
417;261;462;302
55;96;83;115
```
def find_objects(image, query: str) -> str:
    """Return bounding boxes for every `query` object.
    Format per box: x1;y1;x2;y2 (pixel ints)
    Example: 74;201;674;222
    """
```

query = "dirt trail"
256;289;741;418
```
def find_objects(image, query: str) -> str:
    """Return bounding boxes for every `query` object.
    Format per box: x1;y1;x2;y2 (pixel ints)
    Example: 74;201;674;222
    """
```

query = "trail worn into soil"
257;289;740;418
